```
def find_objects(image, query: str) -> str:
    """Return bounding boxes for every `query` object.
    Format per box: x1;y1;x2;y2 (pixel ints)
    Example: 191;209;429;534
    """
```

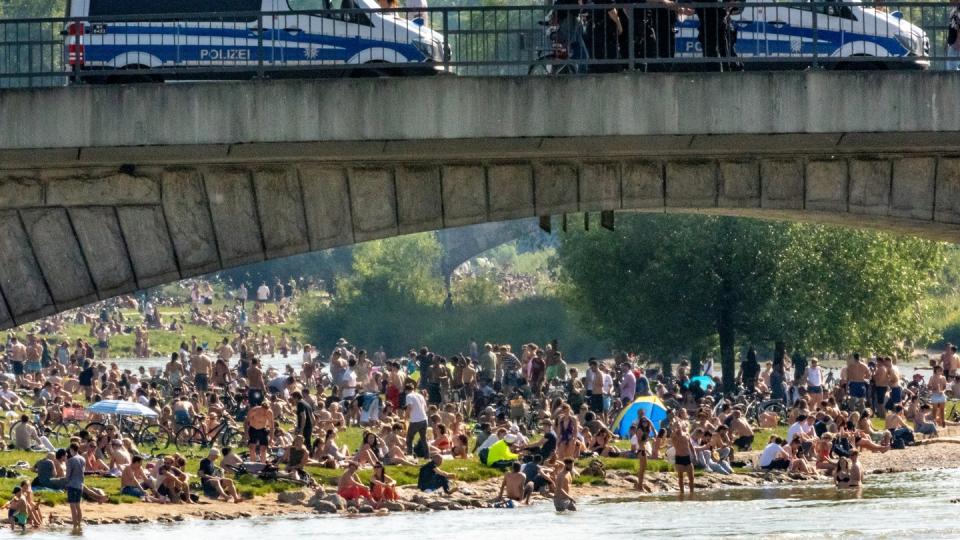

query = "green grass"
15;302;303;357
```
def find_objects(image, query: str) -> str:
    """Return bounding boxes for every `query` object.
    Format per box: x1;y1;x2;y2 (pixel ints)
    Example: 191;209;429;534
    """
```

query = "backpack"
831;437;852;458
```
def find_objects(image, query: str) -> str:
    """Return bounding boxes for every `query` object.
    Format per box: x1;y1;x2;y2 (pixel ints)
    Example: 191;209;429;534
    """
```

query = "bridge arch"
1;71;959;327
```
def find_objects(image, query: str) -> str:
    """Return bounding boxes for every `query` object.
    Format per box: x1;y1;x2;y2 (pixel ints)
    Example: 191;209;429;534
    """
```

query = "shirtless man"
461;360;477;417
498;462;533;505
245;402;274;462
872;358;889;414
846;354;870;411
929;365;948;427
192;347;212;403
885;357;903;411
553;458;576;512
941;345;958;378
25;336;43;383
728;409;755;451
216;338;234;366
9;337;26;384
246;358;266;406
670;420;695;497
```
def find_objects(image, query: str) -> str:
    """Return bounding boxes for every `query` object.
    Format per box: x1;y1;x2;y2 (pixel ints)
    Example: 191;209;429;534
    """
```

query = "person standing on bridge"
553;0;590;73
948;0;960;71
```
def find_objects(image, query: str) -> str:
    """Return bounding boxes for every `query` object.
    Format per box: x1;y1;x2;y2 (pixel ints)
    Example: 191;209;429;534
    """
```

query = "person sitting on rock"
417;453;456;494
369;462;398;504
337;461;372;502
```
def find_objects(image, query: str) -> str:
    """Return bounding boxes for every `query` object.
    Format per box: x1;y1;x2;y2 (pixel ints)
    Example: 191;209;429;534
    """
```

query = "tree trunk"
689;343;704;377
718;314;736;393
660;356;673;380
774;340;786;374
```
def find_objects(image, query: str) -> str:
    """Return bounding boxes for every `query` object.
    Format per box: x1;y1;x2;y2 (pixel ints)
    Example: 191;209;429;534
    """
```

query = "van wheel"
833;56;885;71
106;65;163;84
350;61;392;78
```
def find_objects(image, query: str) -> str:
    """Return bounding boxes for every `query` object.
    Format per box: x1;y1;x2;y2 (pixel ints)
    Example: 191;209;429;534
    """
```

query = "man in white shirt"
256;282;270;303
404;383;429;456
786;415;816;458
759;437;791;470
237;284;248;307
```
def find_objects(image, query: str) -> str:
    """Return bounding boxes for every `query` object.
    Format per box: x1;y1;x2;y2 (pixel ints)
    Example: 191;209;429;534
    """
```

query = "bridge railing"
0;1;954;87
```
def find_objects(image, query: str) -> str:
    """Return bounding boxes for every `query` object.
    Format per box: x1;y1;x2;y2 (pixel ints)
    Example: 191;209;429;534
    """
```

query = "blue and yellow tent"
612;395;668;438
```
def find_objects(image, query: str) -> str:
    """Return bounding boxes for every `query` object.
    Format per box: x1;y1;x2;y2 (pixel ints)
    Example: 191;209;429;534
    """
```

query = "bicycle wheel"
173;426;205;451
762;402;787;424
51;421;76;443
137;424;170;451
528;54;556;76
84;422;107;439
220;428;243;449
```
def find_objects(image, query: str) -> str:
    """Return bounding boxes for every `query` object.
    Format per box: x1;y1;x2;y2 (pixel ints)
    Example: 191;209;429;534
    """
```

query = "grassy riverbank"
0;424;797;506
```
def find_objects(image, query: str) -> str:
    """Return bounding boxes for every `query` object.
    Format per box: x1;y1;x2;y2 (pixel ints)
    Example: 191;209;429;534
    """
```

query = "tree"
299;231;605;358
557;214;945;391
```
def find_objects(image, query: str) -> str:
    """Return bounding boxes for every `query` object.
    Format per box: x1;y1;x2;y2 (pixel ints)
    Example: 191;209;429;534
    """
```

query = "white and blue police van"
676;0;930;69
63;0;448;81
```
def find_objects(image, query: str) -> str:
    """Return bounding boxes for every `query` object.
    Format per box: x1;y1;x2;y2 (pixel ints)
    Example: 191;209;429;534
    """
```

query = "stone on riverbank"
313;501;339;514
278;490;307;504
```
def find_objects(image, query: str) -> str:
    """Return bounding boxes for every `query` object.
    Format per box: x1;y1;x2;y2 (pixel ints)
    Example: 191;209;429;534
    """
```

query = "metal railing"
0;1;955;87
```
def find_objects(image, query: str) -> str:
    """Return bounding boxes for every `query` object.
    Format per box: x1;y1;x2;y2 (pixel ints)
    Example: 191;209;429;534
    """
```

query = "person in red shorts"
370;463;398;504
337;461;372;502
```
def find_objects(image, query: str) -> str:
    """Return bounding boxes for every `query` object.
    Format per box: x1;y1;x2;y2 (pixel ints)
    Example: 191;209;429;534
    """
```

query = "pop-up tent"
612;395;668;438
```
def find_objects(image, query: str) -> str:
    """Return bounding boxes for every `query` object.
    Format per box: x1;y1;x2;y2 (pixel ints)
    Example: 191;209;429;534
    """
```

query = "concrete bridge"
1;70;960;329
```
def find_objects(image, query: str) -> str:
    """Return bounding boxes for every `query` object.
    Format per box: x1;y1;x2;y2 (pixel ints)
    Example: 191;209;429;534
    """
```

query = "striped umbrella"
86;400;158;417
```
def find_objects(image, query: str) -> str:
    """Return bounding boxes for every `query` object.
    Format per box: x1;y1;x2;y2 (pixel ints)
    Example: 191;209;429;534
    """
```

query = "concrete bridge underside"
1;71;959;329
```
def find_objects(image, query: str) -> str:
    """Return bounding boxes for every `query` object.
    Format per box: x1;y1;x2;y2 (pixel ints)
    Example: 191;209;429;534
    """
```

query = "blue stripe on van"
84;23;426;65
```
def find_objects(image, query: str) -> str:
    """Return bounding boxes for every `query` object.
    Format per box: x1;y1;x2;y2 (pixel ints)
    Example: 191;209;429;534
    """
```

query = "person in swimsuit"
245;402;274;463
929;365;948;427
553;458;577;512
554;404;580;460
635;414;654;492
670;420;695;497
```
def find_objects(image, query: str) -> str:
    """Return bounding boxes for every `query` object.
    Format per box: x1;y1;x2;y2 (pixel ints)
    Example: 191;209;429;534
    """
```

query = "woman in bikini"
635;415;654;492
555;404;580;461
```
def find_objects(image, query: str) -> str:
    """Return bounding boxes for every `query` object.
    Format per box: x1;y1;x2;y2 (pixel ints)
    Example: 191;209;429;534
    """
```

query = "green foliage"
557;214;945;386
451;275;503;306
339;233;446;306
304;293;603;360
301;232;603;358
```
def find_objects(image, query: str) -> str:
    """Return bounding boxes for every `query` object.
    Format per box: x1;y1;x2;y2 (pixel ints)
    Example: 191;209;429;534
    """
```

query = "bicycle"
171;413;243;452
527;20;578;76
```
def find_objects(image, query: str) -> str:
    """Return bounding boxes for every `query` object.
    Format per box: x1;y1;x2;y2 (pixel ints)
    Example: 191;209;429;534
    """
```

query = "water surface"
16;469;960;539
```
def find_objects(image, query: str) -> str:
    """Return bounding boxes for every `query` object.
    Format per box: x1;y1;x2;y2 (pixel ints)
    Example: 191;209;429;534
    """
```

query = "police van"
676;0;930;69
63;0;448;81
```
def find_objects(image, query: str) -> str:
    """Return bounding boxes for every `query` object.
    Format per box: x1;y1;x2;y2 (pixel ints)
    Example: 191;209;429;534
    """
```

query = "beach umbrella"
612;395;668;438
86;399;158;417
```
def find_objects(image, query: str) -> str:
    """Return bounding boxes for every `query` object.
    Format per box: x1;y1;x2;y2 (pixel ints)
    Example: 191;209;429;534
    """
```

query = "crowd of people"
0;316;954;531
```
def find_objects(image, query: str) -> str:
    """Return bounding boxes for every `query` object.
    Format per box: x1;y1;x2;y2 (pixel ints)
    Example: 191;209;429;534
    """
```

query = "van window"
287;0;327;9
820;0;856;20
287;0;372;26
89;0;261;17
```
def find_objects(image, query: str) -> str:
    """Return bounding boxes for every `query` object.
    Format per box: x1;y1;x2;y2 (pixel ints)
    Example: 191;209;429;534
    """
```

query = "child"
4;487;28;531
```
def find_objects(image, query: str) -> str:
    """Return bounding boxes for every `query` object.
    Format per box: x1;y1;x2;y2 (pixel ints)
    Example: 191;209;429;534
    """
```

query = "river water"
108;353;307;374
15;469;960;539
